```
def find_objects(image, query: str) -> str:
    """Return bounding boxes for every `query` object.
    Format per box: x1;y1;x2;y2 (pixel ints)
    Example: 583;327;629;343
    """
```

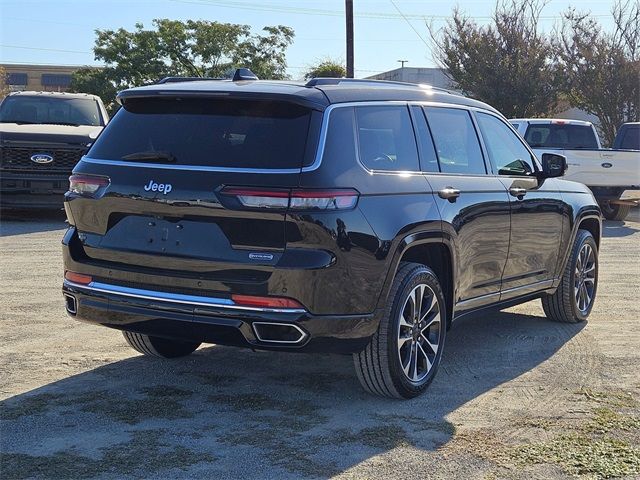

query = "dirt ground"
1;208;639;480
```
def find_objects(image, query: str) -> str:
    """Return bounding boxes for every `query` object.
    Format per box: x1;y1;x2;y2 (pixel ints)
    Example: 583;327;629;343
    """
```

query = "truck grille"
0;146;86;174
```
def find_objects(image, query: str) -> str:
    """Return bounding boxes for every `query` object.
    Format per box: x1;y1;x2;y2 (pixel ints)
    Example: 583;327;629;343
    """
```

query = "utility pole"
346;0;354;78
398;60;408;69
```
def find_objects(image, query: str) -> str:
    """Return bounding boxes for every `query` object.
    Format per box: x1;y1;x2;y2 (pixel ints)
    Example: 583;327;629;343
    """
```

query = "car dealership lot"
1;210;639;479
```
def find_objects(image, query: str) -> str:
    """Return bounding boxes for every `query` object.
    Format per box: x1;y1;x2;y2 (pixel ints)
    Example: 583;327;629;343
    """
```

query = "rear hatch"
65;94;323;278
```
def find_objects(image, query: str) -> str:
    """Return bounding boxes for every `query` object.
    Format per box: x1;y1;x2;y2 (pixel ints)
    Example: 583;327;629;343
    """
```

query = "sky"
0;0;618;79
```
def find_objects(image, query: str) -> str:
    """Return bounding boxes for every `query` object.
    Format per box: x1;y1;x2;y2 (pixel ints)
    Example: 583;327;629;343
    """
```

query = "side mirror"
540;153;567;178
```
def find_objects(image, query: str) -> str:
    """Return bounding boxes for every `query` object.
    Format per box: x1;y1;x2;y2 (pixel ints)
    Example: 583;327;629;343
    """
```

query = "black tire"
353;262;447;399
122;331;200;358
542;230;598;323
600;201;631;221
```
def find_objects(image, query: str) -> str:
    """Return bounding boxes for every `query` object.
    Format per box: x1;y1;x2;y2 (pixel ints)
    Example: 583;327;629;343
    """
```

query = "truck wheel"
542;230;598;323
122;331;200;358
353;262;446;399
600;201;631;221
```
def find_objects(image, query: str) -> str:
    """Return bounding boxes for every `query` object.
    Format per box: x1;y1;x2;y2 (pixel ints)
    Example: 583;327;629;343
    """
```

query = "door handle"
438;187;461;202
509;187;527;198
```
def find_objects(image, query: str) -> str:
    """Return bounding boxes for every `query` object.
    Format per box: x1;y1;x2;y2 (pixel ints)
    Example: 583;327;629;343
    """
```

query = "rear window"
524;124;598;149
0;95;103;126
88;98;312;169
355;105;419;171
619;126;640;150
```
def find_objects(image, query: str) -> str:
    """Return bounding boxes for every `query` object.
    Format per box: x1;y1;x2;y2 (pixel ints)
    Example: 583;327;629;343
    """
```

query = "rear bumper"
1;173;68;209
62;279;380;354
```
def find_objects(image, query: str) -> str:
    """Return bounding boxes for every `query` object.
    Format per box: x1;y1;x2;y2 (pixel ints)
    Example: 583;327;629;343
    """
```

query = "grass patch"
510;434;640;479
0;430;214;479
576;388;638;408
77;386;193;425
583;407;640;434
0;393;63;421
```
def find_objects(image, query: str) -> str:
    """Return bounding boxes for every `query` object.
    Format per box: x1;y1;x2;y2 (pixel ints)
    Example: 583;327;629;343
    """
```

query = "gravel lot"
1;208;639;479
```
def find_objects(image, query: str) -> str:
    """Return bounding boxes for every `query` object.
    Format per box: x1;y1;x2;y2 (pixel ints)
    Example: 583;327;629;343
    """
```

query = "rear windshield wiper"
121;151;177;163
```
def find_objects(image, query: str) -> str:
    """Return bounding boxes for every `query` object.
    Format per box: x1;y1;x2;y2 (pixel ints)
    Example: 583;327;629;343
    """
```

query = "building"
366;67;456;90
1;63;85;93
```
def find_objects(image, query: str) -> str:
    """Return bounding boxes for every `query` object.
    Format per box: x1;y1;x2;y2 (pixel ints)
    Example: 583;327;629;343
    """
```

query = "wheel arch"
555;211;602;282
377;232;456;329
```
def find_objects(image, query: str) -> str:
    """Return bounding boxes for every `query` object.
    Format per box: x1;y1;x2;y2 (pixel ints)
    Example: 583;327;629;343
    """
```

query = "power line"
171;0;612;20
389;0;429;47
0;44;92;55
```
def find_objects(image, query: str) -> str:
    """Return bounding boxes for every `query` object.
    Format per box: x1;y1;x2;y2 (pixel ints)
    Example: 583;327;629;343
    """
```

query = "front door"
474;111;564;299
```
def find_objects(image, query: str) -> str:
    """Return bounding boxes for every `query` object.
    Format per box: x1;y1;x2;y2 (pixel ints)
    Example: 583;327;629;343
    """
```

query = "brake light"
220;187;359;210
221;187;290;209
68;174;110;196
231;294;304;309
65;271;93;285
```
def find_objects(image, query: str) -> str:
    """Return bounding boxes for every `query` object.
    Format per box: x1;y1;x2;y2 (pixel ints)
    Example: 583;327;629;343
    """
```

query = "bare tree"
555;0;640;146
428;0;559;118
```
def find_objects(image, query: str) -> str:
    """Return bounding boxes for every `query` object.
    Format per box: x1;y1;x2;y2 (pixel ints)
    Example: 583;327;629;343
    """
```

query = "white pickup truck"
510;118;640;220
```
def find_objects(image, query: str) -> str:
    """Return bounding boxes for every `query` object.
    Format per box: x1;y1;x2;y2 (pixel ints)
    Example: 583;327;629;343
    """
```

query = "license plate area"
99;215;230;259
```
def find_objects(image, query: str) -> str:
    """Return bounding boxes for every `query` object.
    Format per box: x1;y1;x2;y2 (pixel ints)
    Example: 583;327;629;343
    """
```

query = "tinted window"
88;98;311;169
355;106;419;171
524;124;598;149
510;122;520;130
424;107;486;174
0;95;103;126
620;126;640;150
476;112;535;176
410;106;439;172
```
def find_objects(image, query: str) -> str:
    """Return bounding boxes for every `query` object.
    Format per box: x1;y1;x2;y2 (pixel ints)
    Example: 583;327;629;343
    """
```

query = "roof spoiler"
157;68;259;84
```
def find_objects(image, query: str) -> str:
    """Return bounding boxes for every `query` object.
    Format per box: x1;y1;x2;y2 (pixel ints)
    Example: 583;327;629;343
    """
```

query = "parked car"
613;122;640;151
510;118;640;220
0;91;109;209
62;73;601;399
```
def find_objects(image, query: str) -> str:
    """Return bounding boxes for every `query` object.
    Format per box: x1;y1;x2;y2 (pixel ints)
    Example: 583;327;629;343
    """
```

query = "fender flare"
375;230;457;324
554;209;602;285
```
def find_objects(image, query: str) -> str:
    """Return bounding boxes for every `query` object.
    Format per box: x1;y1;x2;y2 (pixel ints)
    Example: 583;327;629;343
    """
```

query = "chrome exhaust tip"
252;322;307;344
64;294;77;315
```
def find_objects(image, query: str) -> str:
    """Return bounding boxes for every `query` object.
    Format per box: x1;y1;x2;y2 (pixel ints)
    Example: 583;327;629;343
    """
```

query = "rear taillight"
220;187;359;211
68;174;110;197
231;294;305;310
64;271;93;285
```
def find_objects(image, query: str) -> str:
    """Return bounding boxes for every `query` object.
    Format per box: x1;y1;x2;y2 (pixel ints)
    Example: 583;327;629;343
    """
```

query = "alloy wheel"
574;243;596;314
397;284;441;383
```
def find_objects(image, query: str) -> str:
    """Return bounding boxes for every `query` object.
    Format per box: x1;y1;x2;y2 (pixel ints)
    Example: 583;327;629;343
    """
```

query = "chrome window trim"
77;100;504;175
63;280;307;313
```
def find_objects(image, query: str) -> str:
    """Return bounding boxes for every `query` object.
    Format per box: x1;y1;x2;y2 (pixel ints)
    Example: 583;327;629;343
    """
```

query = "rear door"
66;96;320;273
418;105;511;311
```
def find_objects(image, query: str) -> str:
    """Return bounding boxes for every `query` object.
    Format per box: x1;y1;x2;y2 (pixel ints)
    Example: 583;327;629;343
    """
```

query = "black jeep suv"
62;75;601;398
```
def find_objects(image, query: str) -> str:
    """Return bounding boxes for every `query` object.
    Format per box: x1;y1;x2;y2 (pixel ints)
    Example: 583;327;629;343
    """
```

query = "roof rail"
157;68;259;84
305;77;454;94
157;76;222;84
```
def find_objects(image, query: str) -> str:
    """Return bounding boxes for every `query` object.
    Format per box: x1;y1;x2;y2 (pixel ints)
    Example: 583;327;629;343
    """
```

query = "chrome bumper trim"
63;280;307;314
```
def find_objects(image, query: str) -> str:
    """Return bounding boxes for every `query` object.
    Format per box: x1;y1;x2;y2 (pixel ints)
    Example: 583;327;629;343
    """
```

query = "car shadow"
602;218;639;238
0;309;585;479
0;210;67;237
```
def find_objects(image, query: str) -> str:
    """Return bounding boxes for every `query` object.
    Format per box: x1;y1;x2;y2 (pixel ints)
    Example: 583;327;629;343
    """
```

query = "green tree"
428;0;559;118
554;1;640;146
304;59;346;79
69;68;118;113
0;66;9;99
70;20;295;110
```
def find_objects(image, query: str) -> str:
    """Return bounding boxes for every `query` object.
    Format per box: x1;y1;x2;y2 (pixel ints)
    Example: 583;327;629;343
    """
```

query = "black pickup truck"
0;91;108;209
